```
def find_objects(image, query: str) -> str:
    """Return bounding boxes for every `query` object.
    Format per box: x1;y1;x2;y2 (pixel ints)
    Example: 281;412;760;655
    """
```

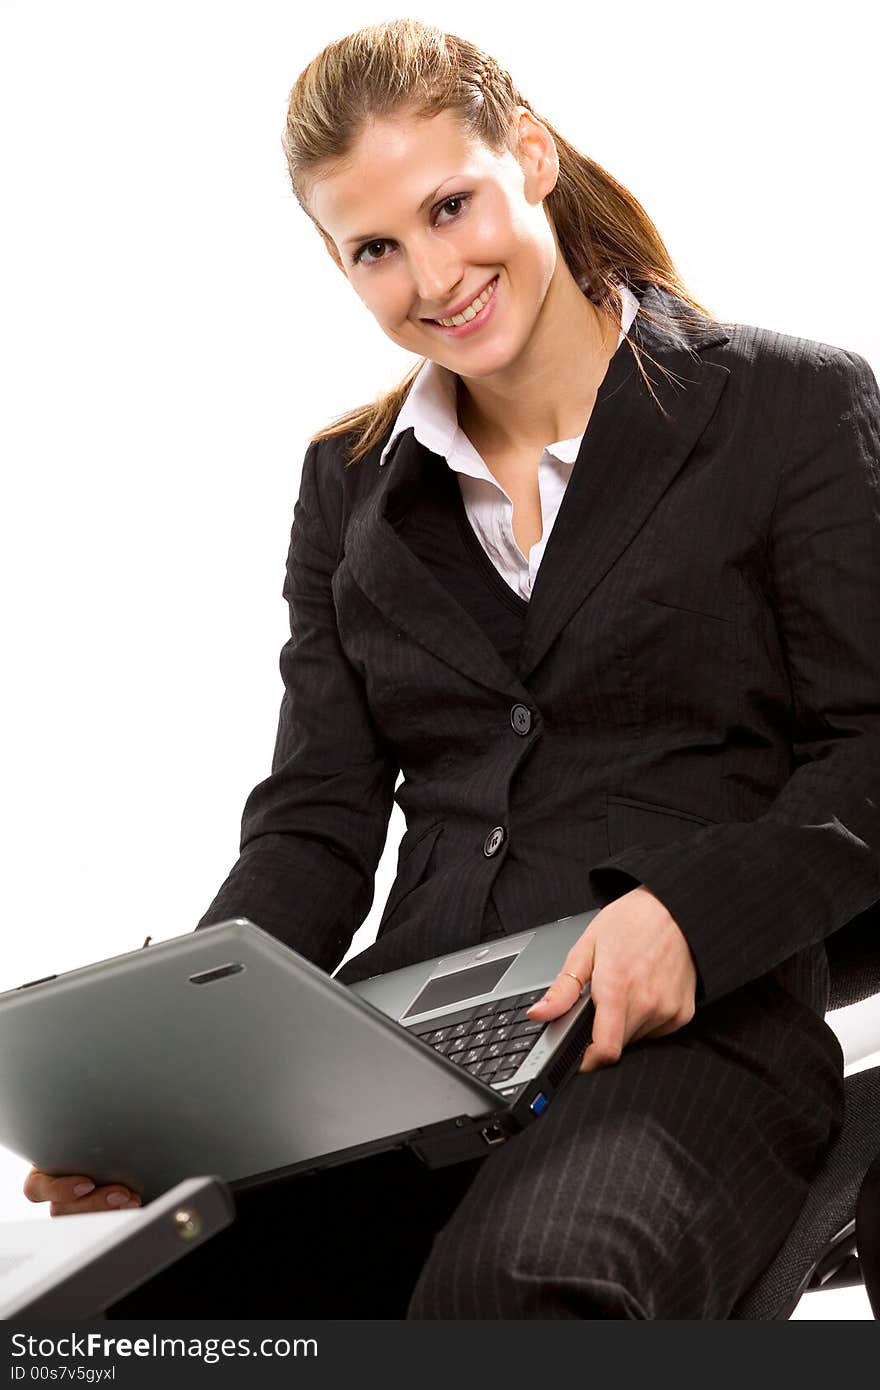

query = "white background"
1;0;878;1318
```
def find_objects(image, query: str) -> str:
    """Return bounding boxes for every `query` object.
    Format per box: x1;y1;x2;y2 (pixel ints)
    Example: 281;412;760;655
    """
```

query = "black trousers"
105;974;844;1320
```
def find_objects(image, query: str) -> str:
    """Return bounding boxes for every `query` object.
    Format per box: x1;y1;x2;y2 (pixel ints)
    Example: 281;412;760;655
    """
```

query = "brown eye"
436;194;470;222
353;240;388;267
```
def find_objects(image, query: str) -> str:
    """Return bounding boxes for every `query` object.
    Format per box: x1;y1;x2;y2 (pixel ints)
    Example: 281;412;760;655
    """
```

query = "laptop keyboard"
405;989;548;1087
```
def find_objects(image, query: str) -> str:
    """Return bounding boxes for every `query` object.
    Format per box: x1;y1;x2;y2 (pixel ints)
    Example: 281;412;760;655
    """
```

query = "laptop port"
480;1123;508;1147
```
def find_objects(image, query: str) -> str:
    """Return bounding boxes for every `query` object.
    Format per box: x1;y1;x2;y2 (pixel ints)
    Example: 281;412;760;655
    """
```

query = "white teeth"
436;276;497;327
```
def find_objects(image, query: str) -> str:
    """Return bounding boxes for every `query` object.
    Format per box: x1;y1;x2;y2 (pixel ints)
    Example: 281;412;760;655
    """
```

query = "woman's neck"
455;268;619;459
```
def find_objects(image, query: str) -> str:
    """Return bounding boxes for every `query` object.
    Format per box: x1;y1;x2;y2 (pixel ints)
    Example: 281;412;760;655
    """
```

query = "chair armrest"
856;1148;880;1318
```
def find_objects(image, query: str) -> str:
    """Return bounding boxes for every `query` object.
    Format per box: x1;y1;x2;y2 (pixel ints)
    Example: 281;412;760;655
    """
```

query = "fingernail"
106;1191;129;1207
72;1181;95;1197
123;1199;141;1209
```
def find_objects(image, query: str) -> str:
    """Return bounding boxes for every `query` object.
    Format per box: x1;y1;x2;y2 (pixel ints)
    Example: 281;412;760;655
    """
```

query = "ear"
511;106;558;201
322;234;348;278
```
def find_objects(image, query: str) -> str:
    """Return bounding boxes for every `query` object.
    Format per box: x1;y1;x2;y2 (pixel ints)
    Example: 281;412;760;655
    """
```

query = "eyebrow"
343;179;461;249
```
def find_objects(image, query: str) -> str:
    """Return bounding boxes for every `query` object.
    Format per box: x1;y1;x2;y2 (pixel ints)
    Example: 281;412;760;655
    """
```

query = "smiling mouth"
425;275;499;326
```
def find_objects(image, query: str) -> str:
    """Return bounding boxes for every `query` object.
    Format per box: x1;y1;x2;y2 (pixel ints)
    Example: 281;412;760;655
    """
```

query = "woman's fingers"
23;1168;142;1216
527;941;594;1022
49;1187;142;1218
526;973;582;1020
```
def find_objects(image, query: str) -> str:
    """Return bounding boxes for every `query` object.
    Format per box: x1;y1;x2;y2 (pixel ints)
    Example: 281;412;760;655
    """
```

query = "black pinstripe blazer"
197;282;880;1014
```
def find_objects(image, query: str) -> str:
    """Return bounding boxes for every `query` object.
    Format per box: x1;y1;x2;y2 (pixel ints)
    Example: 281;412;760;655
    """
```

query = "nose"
409;246;465;317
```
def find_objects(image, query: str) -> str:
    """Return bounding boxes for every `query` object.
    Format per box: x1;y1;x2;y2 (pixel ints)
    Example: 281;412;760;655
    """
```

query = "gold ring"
562;970;586;993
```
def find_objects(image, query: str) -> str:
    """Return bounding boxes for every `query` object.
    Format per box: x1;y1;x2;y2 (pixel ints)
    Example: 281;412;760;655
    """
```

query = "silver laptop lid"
0;921;498;1202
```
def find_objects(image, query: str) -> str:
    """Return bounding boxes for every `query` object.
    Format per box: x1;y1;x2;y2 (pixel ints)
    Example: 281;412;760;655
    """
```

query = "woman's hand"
22;1168;142;1217
527;886;697;1072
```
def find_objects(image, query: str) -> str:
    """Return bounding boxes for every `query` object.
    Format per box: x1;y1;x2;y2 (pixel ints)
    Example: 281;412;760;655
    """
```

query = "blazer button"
484;826;506;857
510;703;532;736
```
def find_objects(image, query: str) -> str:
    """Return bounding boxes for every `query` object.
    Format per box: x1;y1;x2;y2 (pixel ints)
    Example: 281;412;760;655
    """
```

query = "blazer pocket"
379;821;444;935
640;594;735;625
606;795;717;854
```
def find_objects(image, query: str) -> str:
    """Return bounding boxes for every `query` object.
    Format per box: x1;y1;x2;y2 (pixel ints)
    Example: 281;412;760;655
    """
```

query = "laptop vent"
545;1015;592;1091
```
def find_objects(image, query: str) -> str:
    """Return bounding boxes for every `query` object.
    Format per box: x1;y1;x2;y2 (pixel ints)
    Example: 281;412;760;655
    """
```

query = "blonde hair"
282;19;721;466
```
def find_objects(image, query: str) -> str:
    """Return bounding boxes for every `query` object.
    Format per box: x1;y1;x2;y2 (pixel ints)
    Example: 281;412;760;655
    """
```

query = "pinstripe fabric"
185;281;880;1318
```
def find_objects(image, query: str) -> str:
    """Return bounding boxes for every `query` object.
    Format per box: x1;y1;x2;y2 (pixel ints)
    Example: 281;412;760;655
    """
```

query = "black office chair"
732;904;880;1319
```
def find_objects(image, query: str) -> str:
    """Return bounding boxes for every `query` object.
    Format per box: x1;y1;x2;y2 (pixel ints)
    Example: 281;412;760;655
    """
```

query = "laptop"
0;1176;234;1318
0;914;595;1203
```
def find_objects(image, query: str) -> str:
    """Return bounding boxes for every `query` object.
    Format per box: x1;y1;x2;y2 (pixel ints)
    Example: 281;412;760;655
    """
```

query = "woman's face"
308;106;561;378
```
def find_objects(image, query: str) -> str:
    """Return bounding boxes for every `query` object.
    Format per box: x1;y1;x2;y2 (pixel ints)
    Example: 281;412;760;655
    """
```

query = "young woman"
25;19;880;1319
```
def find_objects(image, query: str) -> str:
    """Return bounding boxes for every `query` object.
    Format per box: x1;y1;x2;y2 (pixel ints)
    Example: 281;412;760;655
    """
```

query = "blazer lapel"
344;426;534;702
517;283;732;682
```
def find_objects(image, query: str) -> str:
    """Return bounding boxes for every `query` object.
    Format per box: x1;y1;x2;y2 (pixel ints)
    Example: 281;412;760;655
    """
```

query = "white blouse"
379;280;641;600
